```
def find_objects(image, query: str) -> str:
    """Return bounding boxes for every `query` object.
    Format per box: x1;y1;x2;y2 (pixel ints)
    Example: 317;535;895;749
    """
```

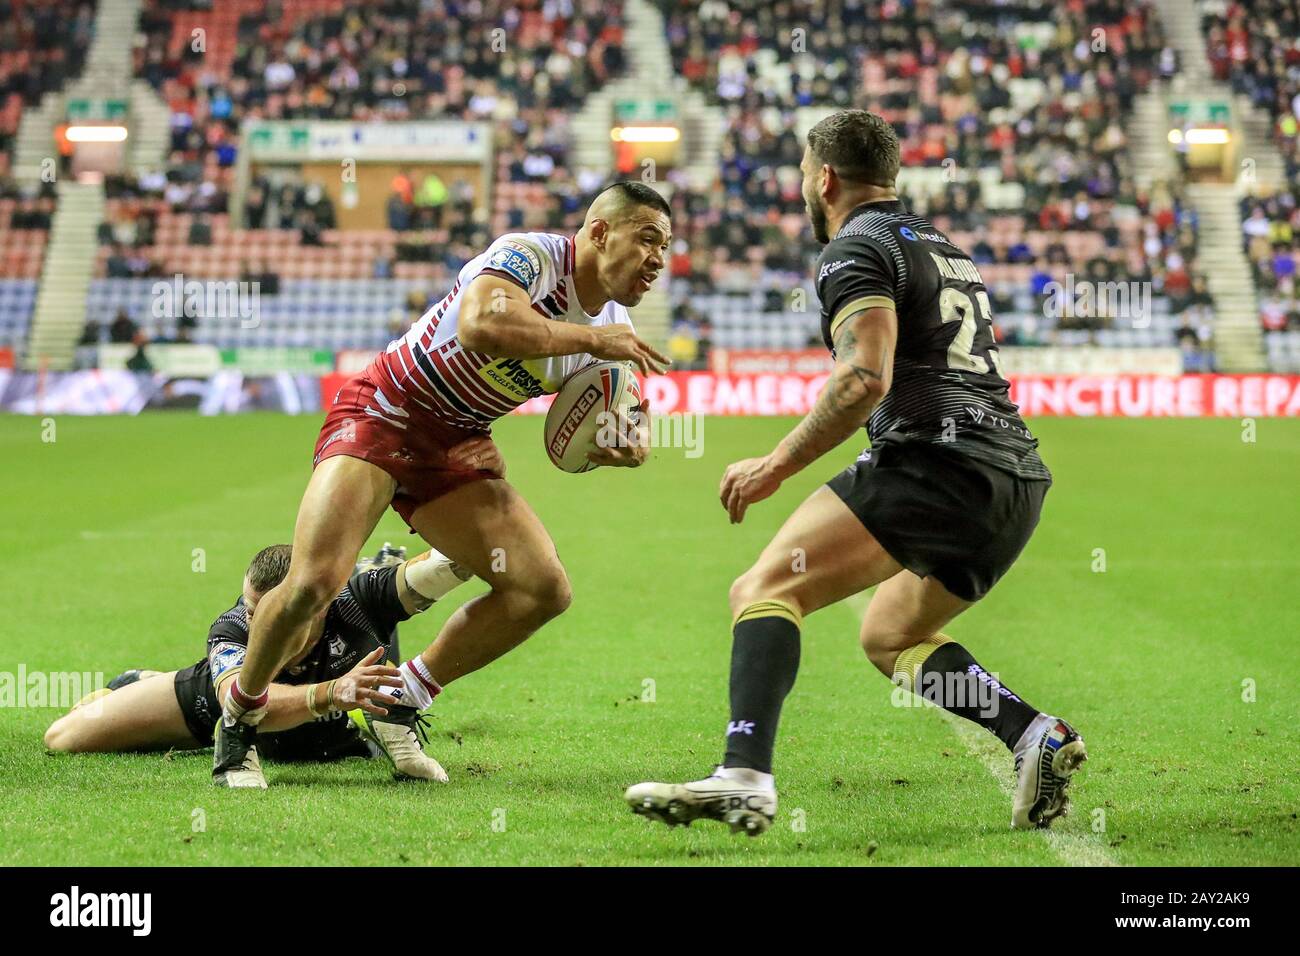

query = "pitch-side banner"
6;371;1300;417
517;373;1300;418
0;370;323;414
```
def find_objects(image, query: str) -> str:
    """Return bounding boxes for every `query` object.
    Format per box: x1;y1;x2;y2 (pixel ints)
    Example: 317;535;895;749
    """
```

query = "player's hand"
720;455;783;524
446;435;505;478
586;399;652;468
332;648;404;716
589;325;671;375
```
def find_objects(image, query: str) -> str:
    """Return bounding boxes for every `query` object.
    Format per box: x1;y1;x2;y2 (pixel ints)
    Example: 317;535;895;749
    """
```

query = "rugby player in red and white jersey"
214;182;672;787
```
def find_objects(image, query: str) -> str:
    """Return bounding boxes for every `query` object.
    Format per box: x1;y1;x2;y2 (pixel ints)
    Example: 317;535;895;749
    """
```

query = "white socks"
380;655;441;710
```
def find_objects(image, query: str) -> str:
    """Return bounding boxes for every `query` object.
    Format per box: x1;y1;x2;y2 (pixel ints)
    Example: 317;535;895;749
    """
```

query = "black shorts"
172;661;372;762
826;441;1049;602
174;659;221;745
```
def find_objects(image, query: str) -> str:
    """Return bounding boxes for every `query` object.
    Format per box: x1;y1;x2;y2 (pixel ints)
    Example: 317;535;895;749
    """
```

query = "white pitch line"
843;591;1118;867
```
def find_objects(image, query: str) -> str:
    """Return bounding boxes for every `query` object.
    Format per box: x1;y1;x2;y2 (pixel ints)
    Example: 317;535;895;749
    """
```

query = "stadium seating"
0;278;37;349
96;201;469;281
657;0;1208;364
0;1;96;359
1264;329;1300;373
132;0;627;231
85;277;431;351
0;0;96;176
1200;1;1300;368
83;0;632;353
0;192;49;346
3;0;1250;369
0;196;48;278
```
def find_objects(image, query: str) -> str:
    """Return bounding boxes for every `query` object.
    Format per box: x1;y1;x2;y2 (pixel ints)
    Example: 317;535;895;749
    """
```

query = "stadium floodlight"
610;126;681;143
1167;127;1231;145
66;125;129;143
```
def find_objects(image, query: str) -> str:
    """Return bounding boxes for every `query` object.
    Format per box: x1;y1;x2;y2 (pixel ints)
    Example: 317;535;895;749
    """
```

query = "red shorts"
313;369;497;529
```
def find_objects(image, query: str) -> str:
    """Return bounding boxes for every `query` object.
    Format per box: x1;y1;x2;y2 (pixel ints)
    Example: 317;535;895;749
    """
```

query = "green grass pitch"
1;412;1297;866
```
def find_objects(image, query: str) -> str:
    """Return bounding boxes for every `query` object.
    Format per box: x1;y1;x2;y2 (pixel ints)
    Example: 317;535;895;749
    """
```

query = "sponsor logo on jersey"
818;258;858;281
964;405;1034;437
484;240;542;289
209;641;246;681
900;225;951;244
327;635;346;657
479;357;546;401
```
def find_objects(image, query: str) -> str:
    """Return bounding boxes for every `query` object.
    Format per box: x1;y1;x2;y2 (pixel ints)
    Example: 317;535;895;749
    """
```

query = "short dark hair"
806;110;900;188
246;544;291;593
593;181;672;220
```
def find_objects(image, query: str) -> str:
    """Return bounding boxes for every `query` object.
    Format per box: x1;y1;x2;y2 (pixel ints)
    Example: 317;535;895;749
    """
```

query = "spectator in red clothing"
391;170;414;207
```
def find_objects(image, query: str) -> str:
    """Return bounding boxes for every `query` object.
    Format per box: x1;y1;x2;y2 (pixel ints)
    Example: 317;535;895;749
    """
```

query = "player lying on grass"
627;110;1085;834
44;542;472;781
214;181;670;788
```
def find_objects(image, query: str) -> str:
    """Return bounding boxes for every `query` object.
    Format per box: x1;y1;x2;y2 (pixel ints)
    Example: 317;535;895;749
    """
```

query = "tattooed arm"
719;306;896;523
770;305;896;476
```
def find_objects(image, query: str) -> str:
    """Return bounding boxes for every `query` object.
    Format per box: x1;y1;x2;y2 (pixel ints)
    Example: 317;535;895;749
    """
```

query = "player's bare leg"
44;671;200;753
627;486;902;834
405;478;571;688
859;570;1086;829
348;480;569;783
214;455;395;788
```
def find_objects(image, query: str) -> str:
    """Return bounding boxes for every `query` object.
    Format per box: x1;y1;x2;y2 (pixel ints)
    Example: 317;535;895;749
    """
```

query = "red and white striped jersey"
367;231;633;431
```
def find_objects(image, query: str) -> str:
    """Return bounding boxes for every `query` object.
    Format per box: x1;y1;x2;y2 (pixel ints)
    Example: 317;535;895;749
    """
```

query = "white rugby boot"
212;714;267;789
353;706;448;783
1012;715;1087;829
625;767;776;836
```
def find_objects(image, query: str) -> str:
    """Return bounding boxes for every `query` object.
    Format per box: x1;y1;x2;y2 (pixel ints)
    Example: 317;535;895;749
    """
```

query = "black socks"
722;602;802;773
894;637;1039;749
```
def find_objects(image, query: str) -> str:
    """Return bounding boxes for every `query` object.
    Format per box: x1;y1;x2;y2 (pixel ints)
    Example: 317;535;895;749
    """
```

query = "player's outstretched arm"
214;648;402;733
459;275;669;374
720;305;896;523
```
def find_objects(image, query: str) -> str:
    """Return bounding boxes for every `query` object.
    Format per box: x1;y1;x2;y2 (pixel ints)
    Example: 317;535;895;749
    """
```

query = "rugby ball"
544;362;642;473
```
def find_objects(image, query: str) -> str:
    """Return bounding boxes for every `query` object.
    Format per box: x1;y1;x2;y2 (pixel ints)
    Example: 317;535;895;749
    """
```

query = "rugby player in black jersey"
44;544;471;785
627;110;1085;834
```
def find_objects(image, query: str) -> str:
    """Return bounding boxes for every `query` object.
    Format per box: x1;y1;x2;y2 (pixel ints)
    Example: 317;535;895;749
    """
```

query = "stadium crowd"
0;0;97;175
655;0;1209;368
1199;0;1300;336
85;0;630;303
131;0;626;229
3;0;1266;373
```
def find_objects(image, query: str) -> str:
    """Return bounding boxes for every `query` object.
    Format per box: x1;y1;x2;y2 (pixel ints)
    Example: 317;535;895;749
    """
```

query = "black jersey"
815;200;1051;482
205;565;410;693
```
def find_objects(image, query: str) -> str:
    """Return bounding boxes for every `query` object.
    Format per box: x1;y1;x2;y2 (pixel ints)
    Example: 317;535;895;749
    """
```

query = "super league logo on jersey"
209;642;245;681
486;240;541;289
